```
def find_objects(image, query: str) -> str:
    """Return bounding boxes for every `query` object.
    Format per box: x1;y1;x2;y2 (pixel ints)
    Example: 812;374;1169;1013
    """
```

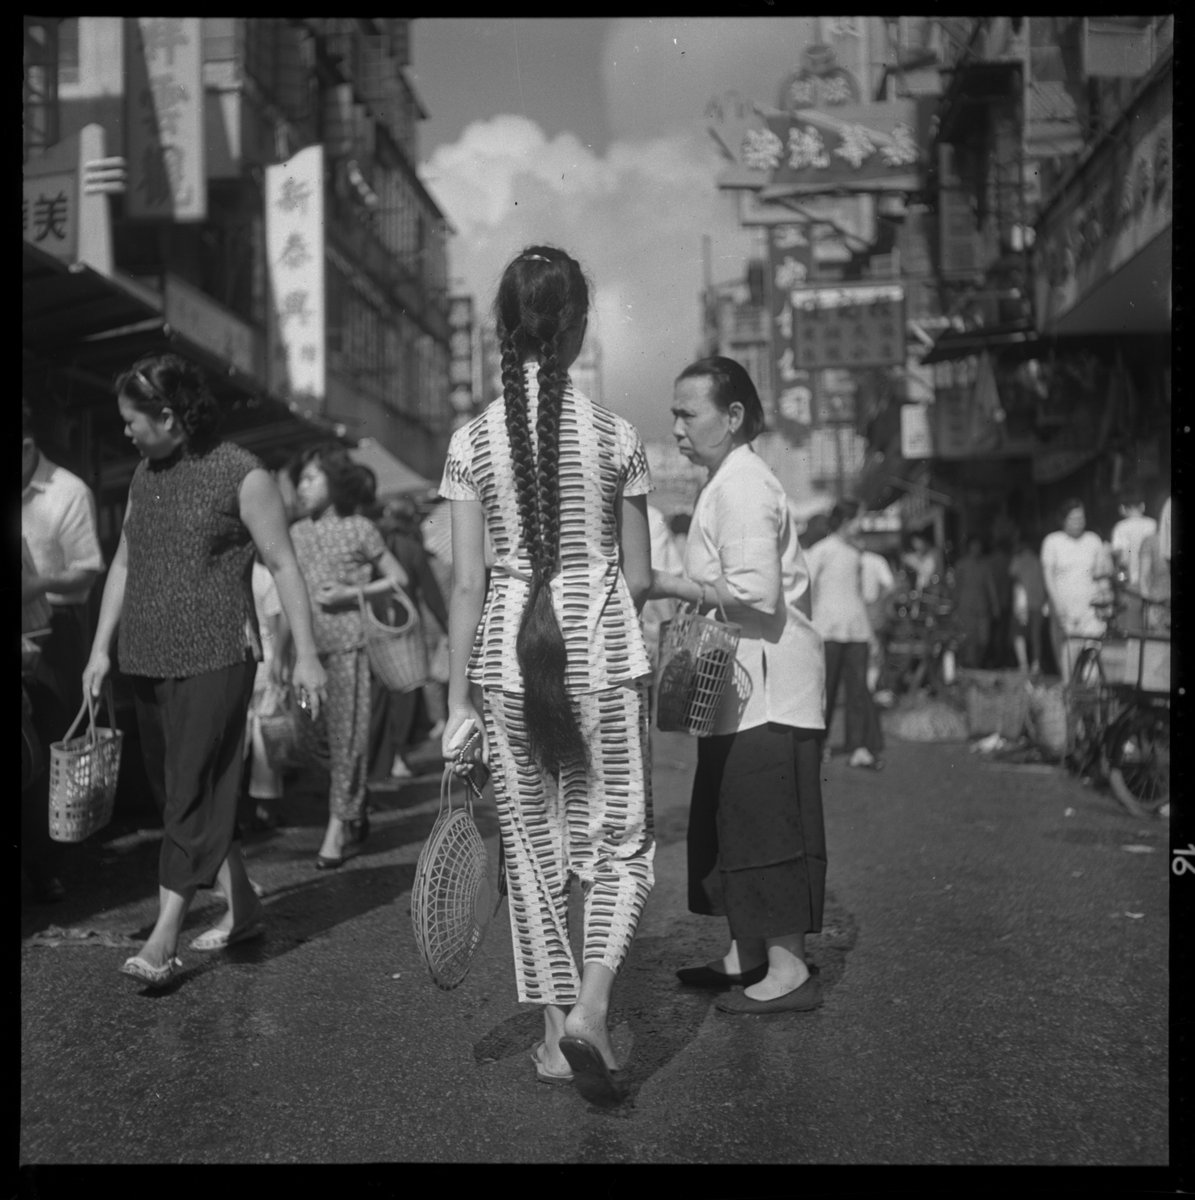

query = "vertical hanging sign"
266;144;327;404
768;223;816;442
125;18;206;221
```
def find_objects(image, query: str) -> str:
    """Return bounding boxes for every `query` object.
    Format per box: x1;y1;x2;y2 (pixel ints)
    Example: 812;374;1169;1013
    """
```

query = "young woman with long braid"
439;246;654;1103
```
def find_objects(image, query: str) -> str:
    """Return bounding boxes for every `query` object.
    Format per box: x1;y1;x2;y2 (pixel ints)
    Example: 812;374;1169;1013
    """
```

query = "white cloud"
420;114;759;441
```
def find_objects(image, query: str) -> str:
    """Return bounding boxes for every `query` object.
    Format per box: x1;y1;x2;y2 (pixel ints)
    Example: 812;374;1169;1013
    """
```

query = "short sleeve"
709;471;783;612
619;419;652;497
438;425;479;501
57;481;105;574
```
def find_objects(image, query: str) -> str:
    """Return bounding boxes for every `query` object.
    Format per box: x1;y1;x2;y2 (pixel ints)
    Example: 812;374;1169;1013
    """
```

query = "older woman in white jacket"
649;357;828;1015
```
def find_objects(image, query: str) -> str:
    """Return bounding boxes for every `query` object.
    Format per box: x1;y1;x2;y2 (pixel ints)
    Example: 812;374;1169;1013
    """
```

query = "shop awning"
23;240;161;348
349;437;433;498
24;240;341;491
919;323;1039;365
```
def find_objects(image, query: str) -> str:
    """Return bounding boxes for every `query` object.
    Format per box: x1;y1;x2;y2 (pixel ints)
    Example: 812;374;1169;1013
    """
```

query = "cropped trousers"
482;679;655;1006
131;659;256;894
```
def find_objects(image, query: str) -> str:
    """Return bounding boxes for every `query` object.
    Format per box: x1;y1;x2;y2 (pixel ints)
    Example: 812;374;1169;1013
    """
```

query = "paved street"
20;727;1169;1167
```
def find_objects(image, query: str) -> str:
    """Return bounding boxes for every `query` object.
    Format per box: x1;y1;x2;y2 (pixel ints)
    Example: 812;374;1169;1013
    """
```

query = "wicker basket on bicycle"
656;603;740;736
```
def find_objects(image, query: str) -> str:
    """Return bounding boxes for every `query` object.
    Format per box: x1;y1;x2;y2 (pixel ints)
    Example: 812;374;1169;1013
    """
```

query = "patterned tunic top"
439;371;653;694
289;512;388;654
121;441;262;678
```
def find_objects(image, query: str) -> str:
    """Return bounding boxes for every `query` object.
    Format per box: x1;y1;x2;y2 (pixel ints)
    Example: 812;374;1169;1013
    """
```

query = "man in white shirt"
1110;488;1157;589
21;401;105;903
805;500;884;768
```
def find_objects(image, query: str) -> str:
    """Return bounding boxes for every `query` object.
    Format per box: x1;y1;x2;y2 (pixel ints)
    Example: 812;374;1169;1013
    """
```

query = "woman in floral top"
287;444;408;868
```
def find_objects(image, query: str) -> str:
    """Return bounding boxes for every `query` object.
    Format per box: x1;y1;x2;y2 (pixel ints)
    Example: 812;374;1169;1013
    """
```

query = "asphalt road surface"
20;727;1172;1172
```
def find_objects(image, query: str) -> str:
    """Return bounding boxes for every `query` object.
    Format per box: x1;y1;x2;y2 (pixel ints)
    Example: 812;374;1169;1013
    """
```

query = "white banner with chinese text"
125;18;206;221
266;145;326;404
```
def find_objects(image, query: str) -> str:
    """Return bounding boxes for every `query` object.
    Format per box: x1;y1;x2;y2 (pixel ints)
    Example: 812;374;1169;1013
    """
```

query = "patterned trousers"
324;647;371;821
483;679;655;1006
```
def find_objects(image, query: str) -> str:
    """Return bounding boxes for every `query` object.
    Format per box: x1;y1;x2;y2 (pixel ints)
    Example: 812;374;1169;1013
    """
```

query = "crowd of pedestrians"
19;241;1172;1108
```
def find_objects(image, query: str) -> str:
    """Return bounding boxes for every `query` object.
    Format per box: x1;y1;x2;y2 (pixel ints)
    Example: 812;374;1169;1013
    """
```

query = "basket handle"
439;764;475;820
681;593;731;624
64;683;117;746
358;582;418;629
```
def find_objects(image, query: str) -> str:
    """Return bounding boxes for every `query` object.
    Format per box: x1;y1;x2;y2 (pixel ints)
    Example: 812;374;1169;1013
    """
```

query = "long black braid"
495;247;590;776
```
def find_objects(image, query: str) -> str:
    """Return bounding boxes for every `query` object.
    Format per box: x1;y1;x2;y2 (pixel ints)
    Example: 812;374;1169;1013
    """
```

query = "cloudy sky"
409;17;826;442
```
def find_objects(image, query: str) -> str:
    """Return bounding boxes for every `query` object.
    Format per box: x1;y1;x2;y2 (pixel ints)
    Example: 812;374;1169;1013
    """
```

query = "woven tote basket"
256;686;307;771
359;587;429;693
48;686;123;843
410;766;504;990
656;603;741;736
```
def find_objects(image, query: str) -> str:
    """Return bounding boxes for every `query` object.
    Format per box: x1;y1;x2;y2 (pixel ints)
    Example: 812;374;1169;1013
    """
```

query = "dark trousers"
131;660;256;894
367;673;421;781
21;605;90;881
823;640;883;756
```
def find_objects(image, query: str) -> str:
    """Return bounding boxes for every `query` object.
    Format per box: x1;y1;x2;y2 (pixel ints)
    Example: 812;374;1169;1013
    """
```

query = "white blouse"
685;444;826;735
440;373;653;694
1041;529;1107;635
805;532;873;643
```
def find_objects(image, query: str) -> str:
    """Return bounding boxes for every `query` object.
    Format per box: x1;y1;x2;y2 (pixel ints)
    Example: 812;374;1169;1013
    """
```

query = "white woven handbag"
410;764;505;990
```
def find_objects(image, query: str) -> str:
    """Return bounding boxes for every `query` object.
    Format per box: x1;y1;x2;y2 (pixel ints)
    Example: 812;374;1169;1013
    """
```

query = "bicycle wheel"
1065;645;1107;772
1106;702;1170;816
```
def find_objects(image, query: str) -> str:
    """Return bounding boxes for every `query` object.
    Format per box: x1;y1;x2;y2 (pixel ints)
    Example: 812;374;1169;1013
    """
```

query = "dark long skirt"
688;722;827;942
132;659;256;893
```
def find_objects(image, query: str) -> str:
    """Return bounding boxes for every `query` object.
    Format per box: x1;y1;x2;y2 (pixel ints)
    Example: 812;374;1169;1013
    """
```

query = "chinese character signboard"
23;171;76;261
266;145;326;403
448;296;475;426
783;283;905;371
125;18;206;221
1035;74;1171;334
743;100;927;197
23;124;117;274
767;224;815;442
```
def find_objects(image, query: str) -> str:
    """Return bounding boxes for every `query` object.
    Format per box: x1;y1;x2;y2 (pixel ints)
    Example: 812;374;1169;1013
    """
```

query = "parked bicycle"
1064;574;1170;818
880;583;962;698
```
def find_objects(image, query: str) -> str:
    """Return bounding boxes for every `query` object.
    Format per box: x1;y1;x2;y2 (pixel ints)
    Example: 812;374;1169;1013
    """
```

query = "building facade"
897;16;1172;550
23;16;453;553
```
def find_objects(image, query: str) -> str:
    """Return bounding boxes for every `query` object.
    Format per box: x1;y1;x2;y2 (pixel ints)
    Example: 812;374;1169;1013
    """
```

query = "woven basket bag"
656;603;741;736
359;587;429;692
48;686;123;843
410;765;504;990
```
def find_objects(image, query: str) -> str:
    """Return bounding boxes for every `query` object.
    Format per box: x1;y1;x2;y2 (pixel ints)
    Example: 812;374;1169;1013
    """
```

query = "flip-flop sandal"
558;1036;627;1105
188;919;266;952
530;1042;574;1085
120;955;182;989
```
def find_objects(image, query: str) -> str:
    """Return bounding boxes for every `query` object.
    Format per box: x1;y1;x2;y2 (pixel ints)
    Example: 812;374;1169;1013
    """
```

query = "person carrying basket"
81;353;327;988
648;356;828;1015
439;245;654;1104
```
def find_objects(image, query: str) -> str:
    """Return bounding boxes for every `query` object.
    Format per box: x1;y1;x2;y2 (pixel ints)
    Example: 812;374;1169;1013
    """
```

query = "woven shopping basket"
256;685;307;772
359;586;429;692
410;763;505;991
656;602;741;736
48;685;124;843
